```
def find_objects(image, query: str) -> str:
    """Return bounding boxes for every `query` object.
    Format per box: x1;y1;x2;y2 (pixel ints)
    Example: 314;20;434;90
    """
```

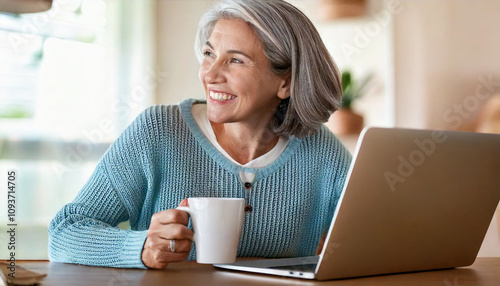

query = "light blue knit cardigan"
48;99;352;268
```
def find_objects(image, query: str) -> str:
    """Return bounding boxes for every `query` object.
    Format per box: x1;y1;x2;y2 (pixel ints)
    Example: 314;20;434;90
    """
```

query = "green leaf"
340;70;372;109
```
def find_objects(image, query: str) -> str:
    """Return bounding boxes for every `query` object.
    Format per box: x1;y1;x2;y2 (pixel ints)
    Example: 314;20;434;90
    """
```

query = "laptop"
214;127;500;280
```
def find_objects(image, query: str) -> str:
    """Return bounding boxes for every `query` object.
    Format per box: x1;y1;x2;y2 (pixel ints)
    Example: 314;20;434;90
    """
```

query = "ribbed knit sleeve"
48;163;148;268
48;106;163;268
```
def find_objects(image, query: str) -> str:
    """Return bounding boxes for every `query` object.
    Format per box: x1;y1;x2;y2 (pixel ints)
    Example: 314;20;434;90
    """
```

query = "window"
0;0;156;259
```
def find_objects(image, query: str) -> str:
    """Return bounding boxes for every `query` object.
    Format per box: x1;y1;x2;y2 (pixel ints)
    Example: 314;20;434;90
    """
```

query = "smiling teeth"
210;90;236;101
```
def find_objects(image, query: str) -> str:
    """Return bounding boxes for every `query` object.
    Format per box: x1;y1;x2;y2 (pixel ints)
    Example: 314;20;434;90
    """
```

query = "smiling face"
198;19;290;129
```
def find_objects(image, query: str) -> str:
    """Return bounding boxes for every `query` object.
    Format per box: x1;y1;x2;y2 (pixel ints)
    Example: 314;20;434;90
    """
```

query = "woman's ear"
277;75;291;100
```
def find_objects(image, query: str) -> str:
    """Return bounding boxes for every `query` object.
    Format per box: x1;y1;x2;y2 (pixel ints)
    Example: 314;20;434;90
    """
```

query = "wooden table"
5;258;500;286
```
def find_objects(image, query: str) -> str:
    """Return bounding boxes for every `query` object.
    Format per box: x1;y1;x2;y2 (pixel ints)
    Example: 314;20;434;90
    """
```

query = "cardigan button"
244;182;252;189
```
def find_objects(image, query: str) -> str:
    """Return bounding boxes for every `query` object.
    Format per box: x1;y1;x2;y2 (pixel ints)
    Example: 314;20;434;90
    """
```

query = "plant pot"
318;0;366;20
325;108;364;135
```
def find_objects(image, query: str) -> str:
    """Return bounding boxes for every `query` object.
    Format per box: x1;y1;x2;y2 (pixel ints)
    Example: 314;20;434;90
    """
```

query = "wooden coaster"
0;262;47;286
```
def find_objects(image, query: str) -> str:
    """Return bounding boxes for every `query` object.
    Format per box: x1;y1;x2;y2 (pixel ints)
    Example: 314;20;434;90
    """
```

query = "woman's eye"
203;50;214;57
231;58;243;64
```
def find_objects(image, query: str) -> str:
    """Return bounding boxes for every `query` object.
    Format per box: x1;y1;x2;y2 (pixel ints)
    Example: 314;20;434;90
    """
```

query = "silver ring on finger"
170;239;176;253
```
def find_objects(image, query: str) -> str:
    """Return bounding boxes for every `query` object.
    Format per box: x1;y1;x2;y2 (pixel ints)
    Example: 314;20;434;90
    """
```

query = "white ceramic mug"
177;197;245;264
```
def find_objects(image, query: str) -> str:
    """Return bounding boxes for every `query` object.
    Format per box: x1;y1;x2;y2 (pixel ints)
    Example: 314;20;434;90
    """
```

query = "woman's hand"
141;199;193;269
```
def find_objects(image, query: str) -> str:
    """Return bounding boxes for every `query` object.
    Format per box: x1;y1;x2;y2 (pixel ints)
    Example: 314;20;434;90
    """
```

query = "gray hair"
195;0;342;138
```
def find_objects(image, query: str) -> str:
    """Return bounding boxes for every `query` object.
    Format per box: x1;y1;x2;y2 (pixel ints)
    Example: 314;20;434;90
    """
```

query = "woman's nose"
203;60;225;84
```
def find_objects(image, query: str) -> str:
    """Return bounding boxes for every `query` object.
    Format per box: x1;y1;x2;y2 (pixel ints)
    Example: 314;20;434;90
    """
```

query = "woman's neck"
210;121;279;165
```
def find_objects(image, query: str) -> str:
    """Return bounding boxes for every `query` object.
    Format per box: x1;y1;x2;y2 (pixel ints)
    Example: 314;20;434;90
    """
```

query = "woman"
48;0;351;269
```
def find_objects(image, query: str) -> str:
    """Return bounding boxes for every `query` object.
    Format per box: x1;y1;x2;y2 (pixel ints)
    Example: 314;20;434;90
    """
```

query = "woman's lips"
209;89;236;101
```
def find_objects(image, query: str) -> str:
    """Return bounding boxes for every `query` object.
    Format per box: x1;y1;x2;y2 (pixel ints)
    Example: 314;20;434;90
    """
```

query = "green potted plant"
326;70;372;135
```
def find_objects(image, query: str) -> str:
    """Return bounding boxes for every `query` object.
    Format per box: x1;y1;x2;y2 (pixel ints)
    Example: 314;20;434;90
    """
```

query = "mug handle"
176;206;197;243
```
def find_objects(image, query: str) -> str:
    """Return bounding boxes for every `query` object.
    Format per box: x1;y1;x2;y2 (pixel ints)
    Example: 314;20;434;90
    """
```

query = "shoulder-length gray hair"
195;0;342;138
